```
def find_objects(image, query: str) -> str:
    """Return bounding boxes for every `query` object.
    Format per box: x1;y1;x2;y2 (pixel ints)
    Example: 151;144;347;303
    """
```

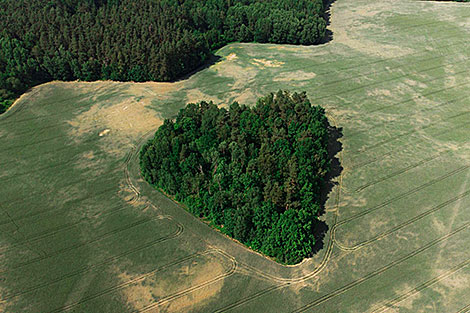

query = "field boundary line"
173;22;470;102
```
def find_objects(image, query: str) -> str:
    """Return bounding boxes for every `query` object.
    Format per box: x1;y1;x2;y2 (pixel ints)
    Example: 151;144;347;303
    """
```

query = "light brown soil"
118;253;227;312
68;83;163;157
226;53;238;61
330;1;414;58
252;58;285;68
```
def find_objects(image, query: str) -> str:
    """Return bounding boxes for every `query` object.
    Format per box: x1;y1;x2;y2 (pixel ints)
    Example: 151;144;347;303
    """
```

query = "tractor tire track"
352;104;470;155
292;221;470;313
0;203;144;254
0;132;103;168
0;170;119;210
355;151;447;192
203;113;345;312
1;122;107;155
0;146;110;182
0;220;183;303
335;188;470;251
371;257;470;313
456;303;470;313
135;249;238;313
0;214;172;273
212;284;289;313
173;21;470;103
346;85;470;142
310;54;470;103
44;249;235;313
0;184;117;227
0;83;117;126
337;164;470;227
349;120;468;171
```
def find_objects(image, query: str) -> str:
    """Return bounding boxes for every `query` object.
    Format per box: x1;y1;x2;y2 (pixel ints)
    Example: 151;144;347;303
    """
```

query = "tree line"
0;0;327;114
140;91;330;264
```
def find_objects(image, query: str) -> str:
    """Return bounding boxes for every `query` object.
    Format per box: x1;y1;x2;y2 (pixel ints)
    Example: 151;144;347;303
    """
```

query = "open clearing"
2;0;470;312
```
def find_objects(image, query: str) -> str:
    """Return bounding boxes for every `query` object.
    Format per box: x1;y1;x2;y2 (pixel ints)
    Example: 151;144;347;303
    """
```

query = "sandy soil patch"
118;253;227;312
329;1;414;58
68;84;163;157
73;150;107;176
227;89;261;107
226;53;238;61
268;45;308;52
127;81;183;102
433;268;470;291
252;58;285;68
0;287;6;311
273;70;316;82
366;88;392;98
213;62;258;89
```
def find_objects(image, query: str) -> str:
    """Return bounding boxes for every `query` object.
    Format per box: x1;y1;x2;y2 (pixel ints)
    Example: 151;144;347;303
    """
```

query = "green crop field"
2;0;470;312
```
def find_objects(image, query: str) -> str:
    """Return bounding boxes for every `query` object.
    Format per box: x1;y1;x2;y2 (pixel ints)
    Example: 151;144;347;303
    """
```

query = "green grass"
2;0;470;311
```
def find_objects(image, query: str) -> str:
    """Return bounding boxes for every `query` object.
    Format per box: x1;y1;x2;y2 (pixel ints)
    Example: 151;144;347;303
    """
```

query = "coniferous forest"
0;0;328;114
140;91;331;264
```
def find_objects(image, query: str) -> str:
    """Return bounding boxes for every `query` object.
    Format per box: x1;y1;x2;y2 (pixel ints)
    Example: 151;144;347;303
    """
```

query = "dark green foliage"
0;0;327;113
140;91;330;264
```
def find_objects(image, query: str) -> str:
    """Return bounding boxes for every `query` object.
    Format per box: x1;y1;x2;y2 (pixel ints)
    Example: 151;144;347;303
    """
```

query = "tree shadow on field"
171;54;222;83
311;121;343;255
319;0;337;44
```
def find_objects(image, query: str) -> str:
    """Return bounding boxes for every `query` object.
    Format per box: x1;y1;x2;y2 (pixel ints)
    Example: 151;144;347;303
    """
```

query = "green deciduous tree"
140;91;331;264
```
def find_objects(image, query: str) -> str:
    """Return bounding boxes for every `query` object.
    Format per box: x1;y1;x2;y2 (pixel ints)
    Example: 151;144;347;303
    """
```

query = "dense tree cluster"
140;91;330;264
0;0;327;114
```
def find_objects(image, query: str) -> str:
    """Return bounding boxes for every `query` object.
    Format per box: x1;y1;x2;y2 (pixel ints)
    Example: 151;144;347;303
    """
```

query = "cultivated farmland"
2;0;470;312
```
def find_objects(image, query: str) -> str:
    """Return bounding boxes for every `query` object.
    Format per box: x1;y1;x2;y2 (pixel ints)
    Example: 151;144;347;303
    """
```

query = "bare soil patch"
251;58;285;68
118;253;227;312
68;83;163;157
329;1;414;58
